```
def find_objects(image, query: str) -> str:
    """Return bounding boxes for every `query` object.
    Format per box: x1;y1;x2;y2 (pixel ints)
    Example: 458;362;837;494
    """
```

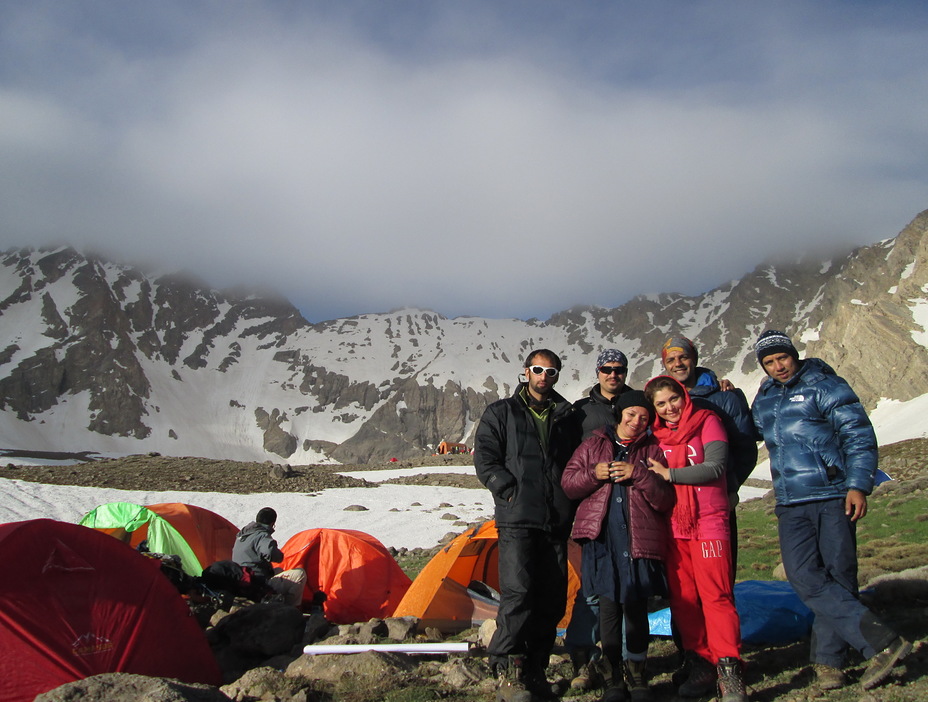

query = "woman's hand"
593;462;612;481
595;461;635;482
647;457;670;481
609;461;635;482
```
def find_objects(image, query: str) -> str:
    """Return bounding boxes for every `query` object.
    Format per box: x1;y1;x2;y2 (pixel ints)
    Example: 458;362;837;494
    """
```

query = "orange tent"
79;502;238;574
145;503;239;569
436;441;469;455
391;520;581;633
277;528;412;624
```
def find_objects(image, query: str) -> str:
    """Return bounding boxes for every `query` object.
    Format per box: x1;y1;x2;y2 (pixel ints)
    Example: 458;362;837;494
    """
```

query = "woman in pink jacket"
644;375;747;702
562;391;675;702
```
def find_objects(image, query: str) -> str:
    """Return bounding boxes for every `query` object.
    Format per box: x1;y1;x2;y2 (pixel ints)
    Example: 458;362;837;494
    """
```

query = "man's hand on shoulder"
719;378;735;392
846;489;868;522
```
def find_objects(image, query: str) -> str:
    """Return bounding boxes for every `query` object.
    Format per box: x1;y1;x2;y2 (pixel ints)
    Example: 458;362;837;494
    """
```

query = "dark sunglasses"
599;365;627;375
529;365;559;378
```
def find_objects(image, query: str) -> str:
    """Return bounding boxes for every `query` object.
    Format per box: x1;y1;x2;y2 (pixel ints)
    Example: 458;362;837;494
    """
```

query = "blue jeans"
776;499;895;667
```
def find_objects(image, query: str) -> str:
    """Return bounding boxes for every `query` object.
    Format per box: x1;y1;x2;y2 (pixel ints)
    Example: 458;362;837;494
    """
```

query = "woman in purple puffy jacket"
562;390;675;702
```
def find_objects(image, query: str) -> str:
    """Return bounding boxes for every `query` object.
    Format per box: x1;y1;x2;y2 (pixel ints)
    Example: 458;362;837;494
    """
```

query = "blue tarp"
648;580;814;644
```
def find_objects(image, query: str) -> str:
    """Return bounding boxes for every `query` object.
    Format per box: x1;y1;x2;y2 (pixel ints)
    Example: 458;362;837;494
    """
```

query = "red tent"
0;519;221;702
277;528;411;624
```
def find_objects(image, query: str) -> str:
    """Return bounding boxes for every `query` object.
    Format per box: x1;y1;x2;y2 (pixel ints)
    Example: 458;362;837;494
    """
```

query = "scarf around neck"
648;375;716;537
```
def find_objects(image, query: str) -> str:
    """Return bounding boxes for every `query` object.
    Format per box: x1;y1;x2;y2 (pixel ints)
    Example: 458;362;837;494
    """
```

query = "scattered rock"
436;657;485;688
478;618;497;649
385;616;418;641
772;562;787;581
268;464;292;479
302;612;334;645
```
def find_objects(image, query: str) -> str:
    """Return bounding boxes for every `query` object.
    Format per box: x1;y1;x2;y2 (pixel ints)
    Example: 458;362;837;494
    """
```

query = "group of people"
474;330;910;702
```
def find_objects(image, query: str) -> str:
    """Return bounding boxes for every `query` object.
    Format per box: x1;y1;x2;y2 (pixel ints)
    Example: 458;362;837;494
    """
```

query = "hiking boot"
523;657;560;701
716;657;747;702
623;660;652;702
671;650;694;687
812;663;846;690
860;637;912;690
600;682;628;702
494;657;532;702
524;671;561;700
570;661;605;690
677;653;716;697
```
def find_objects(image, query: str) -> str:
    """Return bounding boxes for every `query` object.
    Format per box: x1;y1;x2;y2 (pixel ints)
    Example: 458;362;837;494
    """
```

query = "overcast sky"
1;1;926;322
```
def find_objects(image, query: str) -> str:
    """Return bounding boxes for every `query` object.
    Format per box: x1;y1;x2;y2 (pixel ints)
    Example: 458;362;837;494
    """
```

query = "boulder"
34;672;231;702
220;666;311;701
207;602;305;682
285;650;415;684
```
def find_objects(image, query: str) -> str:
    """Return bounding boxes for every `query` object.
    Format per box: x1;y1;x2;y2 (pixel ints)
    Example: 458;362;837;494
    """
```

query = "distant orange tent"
277;528;412;624
145;503;239;569
392;520;581;633
436;441;469;455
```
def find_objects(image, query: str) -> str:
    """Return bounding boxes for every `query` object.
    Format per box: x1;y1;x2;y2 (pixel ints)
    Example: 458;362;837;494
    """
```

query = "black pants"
599;595;650;674
489;527;568;670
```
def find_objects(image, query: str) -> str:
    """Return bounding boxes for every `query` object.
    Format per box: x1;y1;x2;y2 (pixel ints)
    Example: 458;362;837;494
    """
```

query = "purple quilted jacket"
561;428;675;561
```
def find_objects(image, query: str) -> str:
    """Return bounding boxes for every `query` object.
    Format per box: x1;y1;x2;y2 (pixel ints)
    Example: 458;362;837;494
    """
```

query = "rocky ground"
0;450;479;493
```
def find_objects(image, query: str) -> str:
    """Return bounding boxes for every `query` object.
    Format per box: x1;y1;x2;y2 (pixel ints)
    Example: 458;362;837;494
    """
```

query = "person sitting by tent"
232;507;307;606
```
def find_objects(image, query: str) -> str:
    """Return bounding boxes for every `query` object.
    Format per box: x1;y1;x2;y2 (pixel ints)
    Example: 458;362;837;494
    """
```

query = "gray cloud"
1;1;927;321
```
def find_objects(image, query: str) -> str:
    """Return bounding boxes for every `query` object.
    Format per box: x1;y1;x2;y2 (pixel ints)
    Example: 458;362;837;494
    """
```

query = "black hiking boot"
677;653;716;697
494;656;532;702
623;659;652;702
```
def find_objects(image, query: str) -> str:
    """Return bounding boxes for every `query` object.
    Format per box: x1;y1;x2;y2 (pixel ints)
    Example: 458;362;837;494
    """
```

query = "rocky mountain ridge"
1;209;927;463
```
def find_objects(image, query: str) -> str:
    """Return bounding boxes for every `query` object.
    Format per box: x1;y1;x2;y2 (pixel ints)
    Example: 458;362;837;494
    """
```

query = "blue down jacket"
751;357;878;506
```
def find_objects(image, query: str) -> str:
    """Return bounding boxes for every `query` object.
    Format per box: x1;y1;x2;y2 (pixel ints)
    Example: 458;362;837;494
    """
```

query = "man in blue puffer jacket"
751;330;909;692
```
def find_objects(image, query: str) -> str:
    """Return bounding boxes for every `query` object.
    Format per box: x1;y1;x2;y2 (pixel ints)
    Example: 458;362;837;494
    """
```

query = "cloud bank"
1;1;926;321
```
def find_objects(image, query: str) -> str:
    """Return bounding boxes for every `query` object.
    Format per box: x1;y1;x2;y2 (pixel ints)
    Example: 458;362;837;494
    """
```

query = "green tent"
78;502;203;576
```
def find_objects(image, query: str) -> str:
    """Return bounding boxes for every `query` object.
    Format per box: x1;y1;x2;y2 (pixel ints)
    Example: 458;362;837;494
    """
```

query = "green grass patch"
734;480;928;584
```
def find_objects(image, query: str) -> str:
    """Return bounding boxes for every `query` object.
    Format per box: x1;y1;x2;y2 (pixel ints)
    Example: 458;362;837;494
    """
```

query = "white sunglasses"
528;365;559;378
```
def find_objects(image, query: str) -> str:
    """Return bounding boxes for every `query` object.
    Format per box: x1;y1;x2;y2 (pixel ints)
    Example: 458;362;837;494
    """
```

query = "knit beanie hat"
595;349;628;373
614;389;654;423
661;336;697;364
754;329;799;364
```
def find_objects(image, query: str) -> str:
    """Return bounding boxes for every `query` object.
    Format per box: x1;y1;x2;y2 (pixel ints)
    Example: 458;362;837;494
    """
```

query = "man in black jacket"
475;349;582;702
573;348;635;441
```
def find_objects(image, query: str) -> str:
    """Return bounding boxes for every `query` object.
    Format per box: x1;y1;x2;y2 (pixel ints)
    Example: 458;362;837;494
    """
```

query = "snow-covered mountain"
2;209;927;463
